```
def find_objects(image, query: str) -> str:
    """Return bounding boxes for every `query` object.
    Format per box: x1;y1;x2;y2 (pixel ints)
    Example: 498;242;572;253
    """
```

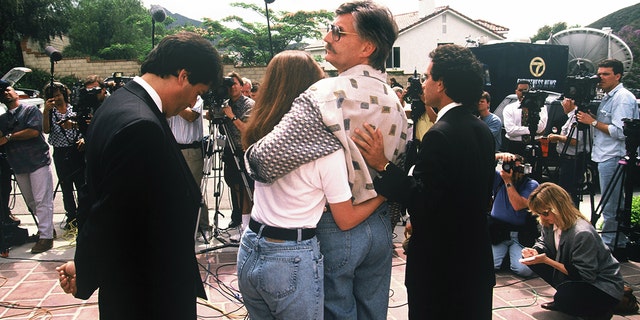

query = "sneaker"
31;239;53;254
1;213;20;226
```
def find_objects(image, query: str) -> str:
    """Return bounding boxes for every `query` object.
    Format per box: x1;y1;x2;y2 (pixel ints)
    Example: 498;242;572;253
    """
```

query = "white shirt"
251;149;352;229
503;101;548;141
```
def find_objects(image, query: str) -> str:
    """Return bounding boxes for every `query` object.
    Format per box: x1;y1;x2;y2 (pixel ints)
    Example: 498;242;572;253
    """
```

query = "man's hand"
56;261;78;296
352;122;389;172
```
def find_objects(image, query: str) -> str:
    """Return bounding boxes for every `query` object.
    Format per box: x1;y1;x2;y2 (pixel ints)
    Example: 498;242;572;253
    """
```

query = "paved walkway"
2;178;640;319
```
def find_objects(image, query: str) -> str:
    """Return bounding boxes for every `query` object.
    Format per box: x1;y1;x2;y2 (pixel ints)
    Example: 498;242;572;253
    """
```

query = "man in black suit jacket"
354;44;496;319
55;32;223;319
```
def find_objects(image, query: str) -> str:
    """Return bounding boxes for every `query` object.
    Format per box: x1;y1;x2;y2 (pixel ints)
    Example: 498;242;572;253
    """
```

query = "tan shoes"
31;239;53;254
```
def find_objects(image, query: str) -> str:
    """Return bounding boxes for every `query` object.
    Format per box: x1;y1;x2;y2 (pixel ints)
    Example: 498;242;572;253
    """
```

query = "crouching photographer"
43;81;86;230
488;152;540;278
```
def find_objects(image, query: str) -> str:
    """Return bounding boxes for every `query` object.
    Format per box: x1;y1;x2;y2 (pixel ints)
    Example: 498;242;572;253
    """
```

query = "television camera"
406;69;425;123
202;76;235;124
563;74;600;110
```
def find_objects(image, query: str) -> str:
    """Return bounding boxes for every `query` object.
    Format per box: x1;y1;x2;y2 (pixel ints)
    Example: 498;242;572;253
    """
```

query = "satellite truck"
470;27;634;112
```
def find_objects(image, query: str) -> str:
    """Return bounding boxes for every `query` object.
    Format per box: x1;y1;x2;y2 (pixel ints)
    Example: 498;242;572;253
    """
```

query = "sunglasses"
326;24;358;42
537;210;551;217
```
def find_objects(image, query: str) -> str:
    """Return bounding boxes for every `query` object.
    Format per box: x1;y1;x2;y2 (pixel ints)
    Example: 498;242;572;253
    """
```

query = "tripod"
591;119;640;256
557;115;595;211
197;114;254;254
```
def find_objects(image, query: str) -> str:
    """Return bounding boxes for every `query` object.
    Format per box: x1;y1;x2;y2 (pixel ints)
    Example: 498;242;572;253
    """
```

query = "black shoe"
541;301;559;311
228;220;241;228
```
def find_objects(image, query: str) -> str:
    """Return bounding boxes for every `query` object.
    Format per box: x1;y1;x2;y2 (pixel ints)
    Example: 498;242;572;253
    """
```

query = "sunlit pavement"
2;178;640;319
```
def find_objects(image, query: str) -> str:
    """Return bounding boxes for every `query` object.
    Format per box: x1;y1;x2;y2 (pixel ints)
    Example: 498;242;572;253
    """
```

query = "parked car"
0;67;45;111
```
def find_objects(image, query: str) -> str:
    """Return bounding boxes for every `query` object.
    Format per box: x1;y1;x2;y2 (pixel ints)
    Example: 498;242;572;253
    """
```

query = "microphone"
151;5;166;22
44;46;62;62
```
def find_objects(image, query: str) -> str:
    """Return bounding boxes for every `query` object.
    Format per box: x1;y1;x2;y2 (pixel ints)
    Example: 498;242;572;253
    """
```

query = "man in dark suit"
354;44;496;319
55;32;223;319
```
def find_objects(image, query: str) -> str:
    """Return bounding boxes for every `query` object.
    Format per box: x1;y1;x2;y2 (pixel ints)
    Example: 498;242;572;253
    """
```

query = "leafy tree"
65;0;171;61
530;22;573;43
0;0;73;72
178;2;333;66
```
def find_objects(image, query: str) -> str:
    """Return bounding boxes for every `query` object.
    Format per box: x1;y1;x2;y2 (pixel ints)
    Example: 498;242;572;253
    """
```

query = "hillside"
588;3;640;31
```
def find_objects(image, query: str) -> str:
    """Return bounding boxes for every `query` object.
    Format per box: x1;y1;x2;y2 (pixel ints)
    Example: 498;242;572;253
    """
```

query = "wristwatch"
230;116;238;121
4;133;12;141
591;120;598;127
506;183;512;188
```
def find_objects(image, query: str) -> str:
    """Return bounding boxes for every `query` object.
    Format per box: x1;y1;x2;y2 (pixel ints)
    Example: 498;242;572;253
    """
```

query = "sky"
142;0;640;40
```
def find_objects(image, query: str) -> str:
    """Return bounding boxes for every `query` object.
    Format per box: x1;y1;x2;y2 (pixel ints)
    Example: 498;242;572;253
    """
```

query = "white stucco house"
305;0;508;77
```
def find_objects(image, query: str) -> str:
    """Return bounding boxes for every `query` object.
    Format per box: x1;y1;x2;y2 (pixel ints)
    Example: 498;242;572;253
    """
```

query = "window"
386;47;400;69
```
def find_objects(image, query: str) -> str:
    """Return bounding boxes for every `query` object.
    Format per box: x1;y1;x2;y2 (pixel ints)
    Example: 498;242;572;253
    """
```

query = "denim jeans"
317;202;393;320
236;228;324;320
492;231;534;277
598;157;629;248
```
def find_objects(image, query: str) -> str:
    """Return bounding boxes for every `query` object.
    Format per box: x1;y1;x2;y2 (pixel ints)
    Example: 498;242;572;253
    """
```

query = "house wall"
307;11;502;78
397;12;502;76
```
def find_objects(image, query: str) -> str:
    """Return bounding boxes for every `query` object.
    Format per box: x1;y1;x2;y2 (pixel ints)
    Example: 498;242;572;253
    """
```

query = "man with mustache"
244;1;407;319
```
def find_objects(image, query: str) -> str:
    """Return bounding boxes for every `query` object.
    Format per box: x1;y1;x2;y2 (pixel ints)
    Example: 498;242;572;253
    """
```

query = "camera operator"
0;80;55;254
43;81;85;230
503;80;548;156
217;72;254;233
546;98;588;208
575;59;640;258
490;152;540;278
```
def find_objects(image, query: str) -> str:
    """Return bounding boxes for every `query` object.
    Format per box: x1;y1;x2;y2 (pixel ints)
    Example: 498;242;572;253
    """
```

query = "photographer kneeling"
43;82;85;230
489;152;540;278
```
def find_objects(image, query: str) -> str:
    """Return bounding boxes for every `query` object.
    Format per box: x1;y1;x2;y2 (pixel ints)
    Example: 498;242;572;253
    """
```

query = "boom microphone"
44;46;62;62
151;5;166;22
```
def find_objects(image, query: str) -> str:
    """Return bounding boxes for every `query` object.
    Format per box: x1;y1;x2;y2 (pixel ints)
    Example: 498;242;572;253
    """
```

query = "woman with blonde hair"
237;50;385;319
521;182;624;319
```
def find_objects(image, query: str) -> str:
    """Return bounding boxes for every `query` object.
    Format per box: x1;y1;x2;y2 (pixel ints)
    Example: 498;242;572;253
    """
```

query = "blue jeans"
492;231;533;277
236;228;324;320
317;202;393;320
598;157;629;248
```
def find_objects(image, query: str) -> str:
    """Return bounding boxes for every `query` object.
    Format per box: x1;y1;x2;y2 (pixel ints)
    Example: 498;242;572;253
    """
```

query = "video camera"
202;76;235;124
406;69;425;123
502;161;533;175
563;74;600;107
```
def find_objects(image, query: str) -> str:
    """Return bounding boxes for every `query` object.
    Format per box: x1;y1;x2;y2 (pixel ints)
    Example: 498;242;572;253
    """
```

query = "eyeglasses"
327;24;358;42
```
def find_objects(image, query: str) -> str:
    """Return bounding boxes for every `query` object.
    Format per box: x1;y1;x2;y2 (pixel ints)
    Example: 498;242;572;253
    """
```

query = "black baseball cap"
0;79;10;90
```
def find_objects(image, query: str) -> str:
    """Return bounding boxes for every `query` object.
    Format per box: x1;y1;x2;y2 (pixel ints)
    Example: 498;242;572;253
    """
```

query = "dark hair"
481;91;491;103
429;44;483;107
227;72;244;87
83;74;104;87
599;59;624;76
141;31;223;89
336;1;398;72
42;81;70;103
517;79;531;86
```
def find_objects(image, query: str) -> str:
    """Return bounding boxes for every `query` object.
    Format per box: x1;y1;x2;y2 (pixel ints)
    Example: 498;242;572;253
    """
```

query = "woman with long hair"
237;50;385;319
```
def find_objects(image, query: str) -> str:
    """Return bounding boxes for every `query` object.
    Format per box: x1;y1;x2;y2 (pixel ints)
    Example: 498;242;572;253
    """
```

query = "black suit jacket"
75;81;205;319
374;105;496;319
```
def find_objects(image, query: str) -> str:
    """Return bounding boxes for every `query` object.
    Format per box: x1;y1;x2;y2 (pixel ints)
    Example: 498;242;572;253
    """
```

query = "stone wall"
21;38;268;84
